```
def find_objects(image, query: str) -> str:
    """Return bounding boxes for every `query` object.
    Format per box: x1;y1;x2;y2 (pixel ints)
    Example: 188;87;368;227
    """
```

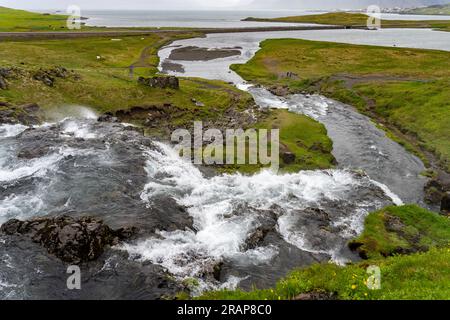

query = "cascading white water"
108;30;439;293
121;142;396;293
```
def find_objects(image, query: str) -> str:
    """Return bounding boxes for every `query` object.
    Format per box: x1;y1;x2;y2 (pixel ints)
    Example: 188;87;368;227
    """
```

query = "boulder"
191;98;205;107
441;192;450;214
17;146;50;159
268;85;290;97
0;67;22;79
281;151;296;164
138;76;179;89
293;291;337;300
0;75;7;90
0;215;137;264
285;71;298;79
98;113;119;123
0;109;16;124
21;103;40;114
33;70;54;86
33;66;76;87
0;103;41;125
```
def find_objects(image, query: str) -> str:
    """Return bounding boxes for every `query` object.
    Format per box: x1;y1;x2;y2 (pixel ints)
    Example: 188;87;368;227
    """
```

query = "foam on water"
0;124;28;139
248;87;330;119
62;120;98;139
76;106;98;120
0;192;46;225
122;142;394;292
286;94;330;119
371;180;404;206
0;151;64;183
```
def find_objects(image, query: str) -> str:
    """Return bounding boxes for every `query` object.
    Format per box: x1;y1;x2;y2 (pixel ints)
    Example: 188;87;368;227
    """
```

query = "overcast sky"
0;0;446;10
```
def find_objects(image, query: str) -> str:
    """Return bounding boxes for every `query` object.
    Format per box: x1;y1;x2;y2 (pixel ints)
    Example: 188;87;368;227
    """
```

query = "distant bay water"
76;10;450;28
80;10;325;28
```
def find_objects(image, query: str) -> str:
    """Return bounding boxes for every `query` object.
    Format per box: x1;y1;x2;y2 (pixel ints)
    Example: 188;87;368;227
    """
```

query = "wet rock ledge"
1;215;137;264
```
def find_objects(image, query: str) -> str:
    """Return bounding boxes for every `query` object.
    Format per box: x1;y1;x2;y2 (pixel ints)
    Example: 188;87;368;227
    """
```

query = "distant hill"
403;3;450;15
242;0;449;10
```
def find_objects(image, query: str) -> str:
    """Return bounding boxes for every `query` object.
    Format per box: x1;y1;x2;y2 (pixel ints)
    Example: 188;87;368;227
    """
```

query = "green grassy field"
0;6;192;32
201;205;450;300
231;39;450;171
0;6;70;32
0;33;217;112
244;12;450;31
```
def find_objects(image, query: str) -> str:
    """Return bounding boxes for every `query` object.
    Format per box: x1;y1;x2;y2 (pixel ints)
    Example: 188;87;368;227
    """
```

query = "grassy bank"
349;205;450;259
0;33;216;111
202;247;450;300
219;109;335;174
202;205;450;300
0;6;71;32
231;39;450;172
0;6;191;32
244;12;450;31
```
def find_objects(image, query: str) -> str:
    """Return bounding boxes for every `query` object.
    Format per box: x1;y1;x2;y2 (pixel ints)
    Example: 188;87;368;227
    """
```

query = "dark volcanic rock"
268;85;290;97
0;237;183;300
0;108;15;123
293;291;337;300
281;151;296;164
97;113;119;123
0;75;7;90
0;215;137;264
0;67;23;80
0;103;41;125
33;66;78;87
16;103;41;125
425;178;445;205
138;76;179;89
441;192;450;214
17;145;51;159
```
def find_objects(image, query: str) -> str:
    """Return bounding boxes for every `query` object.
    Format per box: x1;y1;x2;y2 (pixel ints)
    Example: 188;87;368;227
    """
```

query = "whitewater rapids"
0;116;397;297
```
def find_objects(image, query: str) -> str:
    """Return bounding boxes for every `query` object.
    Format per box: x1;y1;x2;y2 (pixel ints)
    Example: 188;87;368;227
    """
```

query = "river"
1;27;447;299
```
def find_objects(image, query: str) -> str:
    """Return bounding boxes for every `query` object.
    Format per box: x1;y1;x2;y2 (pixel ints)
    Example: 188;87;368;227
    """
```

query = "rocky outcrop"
293;291;337;300
0;66;79;88
281;151;296;164
424;172;450;213
0;102;41;125
0;236;184;300
0;215;137;264
33;66;80;87
0;108;14;123
242;206;280;250
112;103;261;138
138;76;179;89
441;192;450;214
0;75;7;90
268;85;291;97
0;67;24;90
97;112;119;123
